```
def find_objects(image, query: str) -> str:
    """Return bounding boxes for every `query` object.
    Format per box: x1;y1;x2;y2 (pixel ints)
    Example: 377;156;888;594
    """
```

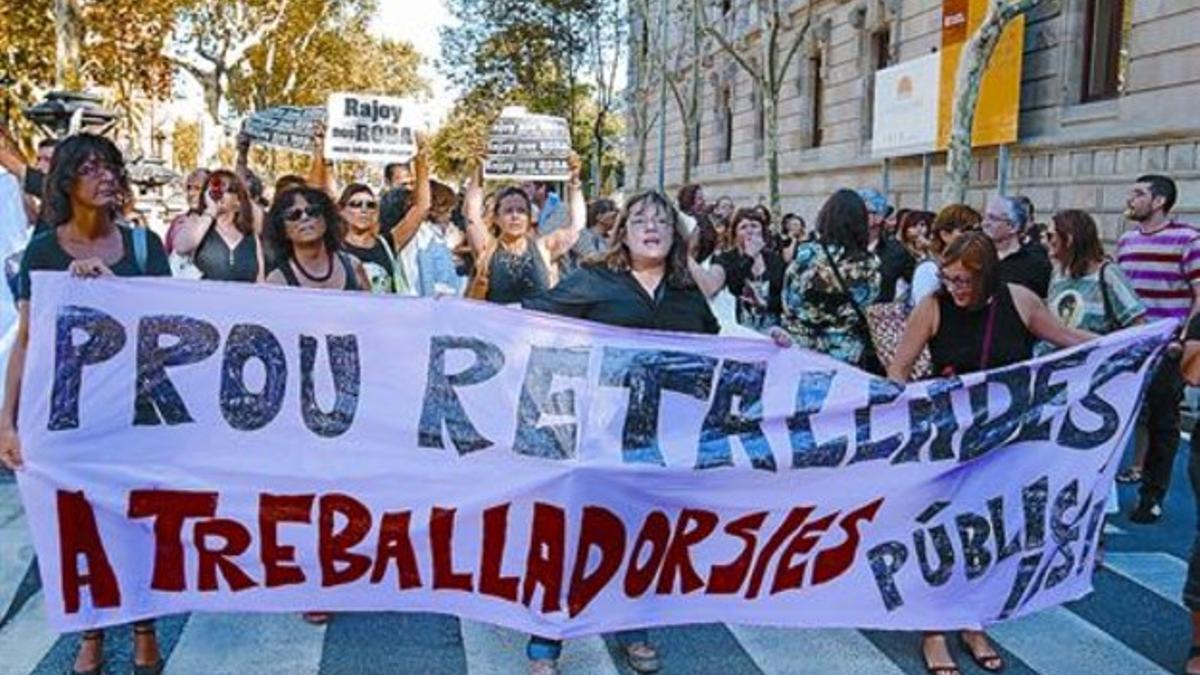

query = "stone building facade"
626;0;1200;239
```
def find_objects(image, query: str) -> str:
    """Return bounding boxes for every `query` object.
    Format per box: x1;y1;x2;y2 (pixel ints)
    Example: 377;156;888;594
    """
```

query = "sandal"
1116;467;1143;484
132;622;164;675
959;632;1004;672
302;611;331;625
624;642;661;673
921;635;959;675
73;630;104;675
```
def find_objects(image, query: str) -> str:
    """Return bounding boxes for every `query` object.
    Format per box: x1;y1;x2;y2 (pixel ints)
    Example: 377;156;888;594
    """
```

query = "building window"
809;55;824;148
722;0;732;15
1081;0;1124;102
690;119;701;167
865;27;892;140
720;85;733;162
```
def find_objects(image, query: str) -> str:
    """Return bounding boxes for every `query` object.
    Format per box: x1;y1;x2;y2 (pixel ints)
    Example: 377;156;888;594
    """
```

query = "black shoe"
1129;497;1163;524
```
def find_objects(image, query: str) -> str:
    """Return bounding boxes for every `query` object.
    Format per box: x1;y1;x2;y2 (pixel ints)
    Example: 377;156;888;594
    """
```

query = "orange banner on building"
936;0;1024;150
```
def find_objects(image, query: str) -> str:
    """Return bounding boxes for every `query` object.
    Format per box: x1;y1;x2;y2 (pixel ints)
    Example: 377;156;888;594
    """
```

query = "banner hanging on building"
17;274;1169;636
936;0;1025;150
323;93;420;164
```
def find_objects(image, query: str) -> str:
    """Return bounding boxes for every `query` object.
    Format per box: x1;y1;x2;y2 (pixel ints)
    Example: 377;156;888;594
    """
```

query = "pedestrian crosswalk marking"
459;619;620;675
162;613;325;675
988;606;1170;675
0;591;60;675
0;482;34;622
728;625;907;675
1103;552;1187;607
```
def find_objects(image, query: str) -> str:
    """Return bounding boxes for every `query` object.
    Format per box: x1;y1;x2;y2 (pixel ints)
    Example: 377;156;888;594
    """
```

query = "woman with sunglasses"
887;231;1094;675
0;133;171;675
170;169;265;283
463;155;584;304
265;186;369;292
908;204;983;306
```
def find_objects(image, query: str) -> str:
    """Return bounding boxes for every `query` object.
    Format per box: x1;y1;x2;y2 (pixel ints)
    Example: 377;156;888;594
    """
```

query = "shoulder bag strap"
132;226;148;274
819;242;881;355
978;296;1000;371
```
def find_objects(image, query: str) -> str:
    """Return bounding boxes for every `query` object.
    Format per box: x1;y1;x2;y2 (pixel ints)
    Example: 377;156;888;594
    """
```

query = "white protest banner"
872;53;942;158
323;93;419;164
484;107;571;181
242;106;326;153
17;273;1169;637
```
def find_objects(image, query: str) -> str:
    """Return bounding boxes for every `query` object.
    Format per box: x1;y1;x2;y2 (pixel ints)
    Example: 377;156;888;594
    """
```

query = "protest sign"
17;274;1168;636
242;106;326;153
484;107;571;181
323;93;419;164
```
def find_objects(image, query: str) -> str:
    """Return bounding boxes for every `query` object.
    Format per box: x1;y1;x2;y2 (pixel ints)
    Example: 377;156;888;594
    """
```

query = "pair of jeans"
1181;432;1200;609
1138;352;1184;503
526;630;649;661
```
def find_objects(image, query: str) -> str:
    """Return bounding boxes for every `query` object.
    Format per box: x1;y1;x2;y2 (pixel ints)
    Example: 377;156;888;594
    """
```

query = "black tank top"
929;284;1033;377
194;223;259;283
279;251;362;291
486;239;550;305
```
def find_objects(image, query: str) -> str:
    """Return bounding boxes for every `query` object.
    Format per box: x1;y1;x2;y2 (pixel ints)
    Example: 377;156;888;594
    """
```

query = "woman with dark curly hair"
0;133;170;675
264;186;369;292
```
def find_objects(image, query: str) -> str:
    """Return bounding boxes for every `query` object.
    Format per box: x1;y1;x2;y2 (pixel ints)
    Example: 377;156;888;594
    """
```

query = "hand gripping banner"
16;273;1171;636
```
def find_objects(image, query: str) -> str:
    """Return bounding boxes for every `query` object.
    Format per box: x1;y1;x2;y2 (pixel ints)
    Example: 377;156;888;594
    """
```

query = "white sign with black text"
323;93;420;164
484;107;571;181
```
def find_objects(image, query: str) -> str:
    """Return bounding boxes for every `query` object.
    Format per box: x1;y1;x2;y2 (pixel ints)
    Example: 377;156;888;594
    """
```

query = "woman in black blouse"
520;191;715;675
525;190;718;335
171;169;265;283
0;133;170;675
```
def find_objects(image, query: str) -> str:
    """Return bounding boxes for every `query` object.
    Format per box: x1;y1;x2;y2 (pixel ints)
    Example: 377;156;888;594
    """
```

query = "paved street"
1;440;1196;675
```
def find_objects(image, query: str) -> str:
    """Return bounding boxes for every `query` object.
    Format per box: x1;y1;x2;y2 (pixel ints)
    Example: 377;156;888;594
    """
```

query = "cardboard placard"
242;106;326;153
484;109;571;181
323;93;420;164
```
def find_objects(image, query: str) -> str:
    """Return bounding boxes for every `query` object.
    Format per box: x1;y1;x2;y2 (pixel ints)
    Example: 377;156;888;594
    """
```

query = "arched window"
720;84;734;163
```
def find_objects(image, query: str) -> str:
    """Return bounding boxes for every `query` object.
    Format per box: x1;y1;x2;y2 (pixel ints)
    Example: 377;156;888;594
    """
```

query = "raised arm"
388;135;431;252
463;162;490;256
171;190;218;256
0;126;28;183
306;121;335;196
543;154;586;259
688;256;727;298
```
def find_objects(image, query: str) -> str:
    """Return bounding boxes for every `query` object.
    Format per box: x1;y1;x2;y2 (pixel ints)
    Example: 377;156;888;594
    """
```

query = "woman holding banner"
463;154;585;304
520;190;718;675
0;133;170;675
264;186;370;292
887;231;1095;675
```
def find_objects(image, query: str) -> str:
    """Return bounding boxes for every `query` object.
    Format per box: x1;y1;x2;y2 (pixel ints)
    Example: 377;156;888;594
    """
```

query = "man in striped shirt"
1116;174;1198;523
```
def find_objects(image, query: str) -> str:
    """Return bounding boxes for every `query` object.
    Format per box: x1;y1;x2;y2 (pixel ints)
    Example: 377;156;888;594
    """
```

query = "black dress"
277;252;363;291
524;265;719;335
17;226;171;301
194;224;259;283
929;283;1034;377
713;249;784;329
486;241;551;305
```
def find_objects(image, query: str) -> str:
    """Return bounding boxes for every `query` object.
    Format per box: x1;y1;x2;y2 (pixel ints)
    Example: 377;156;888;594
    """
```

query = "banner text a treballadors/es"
17;273;1169;635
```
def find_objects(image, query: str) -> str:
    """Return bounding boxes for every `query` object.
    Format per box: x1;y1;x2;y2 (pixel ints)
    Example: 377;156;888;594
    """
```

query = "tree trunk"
55;0;83;90
765;88;781;223
198;68;225;167
943;0;1042;204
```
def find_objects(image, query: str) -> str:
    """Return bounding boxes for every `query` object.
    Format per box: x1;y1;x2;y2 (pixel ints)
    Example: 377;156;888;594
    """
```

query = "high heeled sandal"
72;630;104;675
132;623;164;675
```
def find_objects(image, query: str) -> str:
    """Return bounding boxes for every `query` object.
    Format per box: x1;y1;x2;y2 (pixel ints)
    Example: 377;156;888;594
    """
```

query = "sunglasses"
939;273;973;289
285;205;322;223
347;199;378;210
77;160;119;179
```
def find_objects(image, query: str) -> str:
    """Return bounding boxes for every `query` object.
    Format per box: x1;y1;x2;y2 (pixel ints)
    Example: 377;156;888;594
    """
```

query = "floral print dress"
782;241;881;366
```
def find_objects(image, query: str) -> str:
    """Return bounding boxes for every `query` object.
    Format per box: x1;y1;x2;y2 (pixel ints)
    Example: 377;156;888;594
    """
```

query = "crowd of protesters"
0;121;1199;675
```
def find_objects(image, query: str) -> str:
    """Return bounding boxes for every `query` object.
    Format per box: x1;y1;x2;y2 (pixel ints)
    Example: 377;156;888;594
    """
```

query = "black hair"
385;162;411;185
586;198;618;229
265;187;343;261
379;186;412;233
1136;174;1178;213
816;188;870;257
40;133;129;228
338;183;375;209
37;138;57;151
